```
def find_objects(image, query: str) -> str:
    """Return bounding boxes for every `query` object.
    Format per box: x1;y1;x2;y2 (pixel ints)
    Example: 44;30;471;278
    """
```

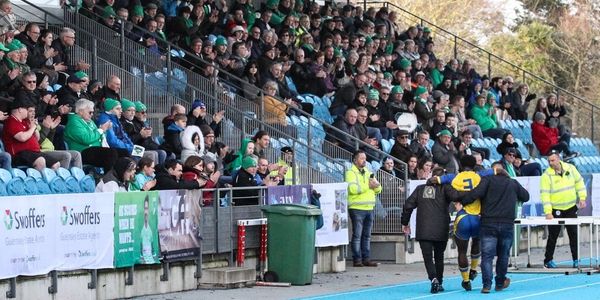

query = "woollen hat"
215;36;227;46
134;101;147;112
104;98;121;111
74;71;88;79
414;86;428;97
399;58;411;69
241;156;257;169
121;99;136;111
368;89;379;100
437;129;452;137
132;5;144;17
391;85;404;95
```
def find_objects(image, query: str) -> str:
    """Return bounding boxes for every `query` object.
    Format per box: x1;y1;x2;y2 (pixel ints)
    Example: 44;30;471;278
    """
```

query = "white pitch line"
403;274;562;300
504;280;600;299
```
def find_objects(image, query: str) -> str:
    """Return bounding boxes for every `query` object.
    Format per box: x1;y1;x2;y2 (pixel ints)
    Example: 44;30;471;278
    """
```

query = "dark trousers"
419;240;448;283
81;147;125;171
544;205;578;263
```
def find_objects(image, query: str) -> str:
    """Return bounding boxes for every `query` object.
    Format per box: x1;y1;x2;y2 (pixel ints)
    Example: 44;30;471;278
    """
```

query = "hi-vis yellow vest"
345;165;382;210
540;162;587;214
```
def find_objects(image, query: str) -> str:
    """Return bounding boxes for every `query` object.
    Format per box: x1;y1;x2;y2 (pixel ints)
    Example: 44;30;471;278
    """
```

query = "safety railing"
367;1;600;144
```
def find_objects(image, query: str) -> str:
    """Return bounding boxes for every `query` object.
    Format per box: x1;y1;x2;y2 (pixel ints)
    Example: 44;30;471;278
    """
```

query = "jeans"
419;240;448;283
349;209;374;262
480;222;514;289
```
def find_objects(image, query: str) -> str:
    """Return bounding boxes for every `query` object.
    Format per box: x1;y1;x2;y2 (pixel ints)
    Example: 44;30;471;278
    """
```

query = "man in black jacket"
152;159;201;190
459;162;529;294
401;167;457;294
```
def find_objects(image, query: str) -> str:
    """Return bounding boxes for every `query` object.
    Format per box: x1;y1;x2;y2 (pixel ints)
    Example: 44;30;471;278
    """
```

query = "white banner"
0;193;114;279
314;183;349;247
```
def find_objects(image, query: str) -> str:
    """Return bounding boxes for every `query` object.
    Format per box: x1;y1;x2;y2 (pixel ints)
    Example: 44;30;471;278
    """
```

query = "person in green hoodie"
227;138;256;173
64;99;120;172
469;94;508;139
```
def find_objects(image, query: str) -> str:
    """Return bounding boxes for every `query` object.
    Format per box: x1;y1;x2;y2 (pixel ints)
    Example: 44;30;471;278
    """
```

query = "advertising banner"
114;191;160;268
265;184;312;205
314;183;349;247
0;193;115;279
157;190;203;261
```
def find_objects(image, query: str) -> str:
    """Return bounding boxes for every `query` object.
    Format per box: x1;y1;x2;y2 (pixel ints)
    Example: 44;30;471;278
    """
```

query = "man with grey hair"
51;27;90;74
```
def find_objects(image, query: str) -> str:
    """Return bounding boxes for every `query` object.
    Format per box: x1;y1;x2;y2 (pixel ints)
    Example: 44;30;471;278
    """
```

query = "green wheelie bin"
261;204;322;285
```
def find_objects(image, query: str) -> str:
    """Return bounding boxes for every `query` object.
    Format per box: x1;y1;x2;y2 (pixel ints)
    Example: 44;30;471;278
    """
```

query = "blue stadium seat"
0;168;23;196
26;168;52;195
41;168;68;194
12;169;38;195
57;167;82;193
70;167;96;193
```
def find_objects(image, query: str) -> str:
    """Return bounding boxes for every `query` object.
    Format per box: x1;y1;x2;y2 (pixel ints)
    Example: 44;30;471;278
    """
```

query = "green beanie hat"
333;48;342;58
266;0;279;8
437;129;452;137
385;44;393;55
364;36;373;45
7;40;23;52
383;72;392;79
121;99;136;111
104;98;121;112
134;101;147;112
74;71;88;79
241;156;257;169
132;5;144;17
391;85;404;95
102;6;116;19
368;89;379;100
487;92;495;100
399;58;411;70
215;36;227;46
0;43;8;52
414;86;428;97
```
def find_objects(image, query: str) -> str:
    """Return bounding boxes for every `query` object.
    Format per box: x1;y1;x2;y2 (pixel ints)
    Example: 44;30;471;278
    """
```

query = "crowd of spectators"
0;0;585;201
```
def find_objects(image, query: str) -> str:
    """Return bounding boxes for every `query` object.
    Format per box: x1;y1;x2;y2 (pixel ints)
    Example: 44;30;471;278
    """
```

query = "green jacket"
470;104;497;132
64;113;104;152
345;164;382;211
429;68;444;89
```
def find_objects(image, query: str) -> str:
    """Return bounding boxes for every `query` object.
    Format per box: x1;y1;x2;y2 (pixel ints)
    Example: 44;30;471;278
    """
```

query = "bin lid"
261;204;322;216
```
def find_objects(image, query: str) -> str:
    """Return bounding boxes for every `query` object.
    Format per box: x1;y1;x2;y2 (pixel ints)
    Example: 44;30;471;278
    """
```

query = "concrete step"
199;267;256;289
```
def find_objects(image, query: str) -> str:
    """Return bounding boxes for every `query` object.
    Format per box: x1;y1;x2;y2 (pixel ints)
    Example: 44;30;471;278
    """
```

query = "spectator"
409;130;433;161
346;150;382;267
407;154;419;180
187;99;224;138
450;95;482;139
14;23;39;54
96;157;136;192
162;104;185;132
153;159;201;190
240;60;260;101
51;27;90;75
389;129;413;163
456;129;490;160
227;138;255;173
30;107;82;169
0;0;19;34
181;155;219;193
470;95;506;139
531;112;578;160
252;130;270;158
122;101;167;164
380;156;402;179
56;74;83;119
546;93;566;126
431;129;459;174
64;99;119;172
93;75;121;110
498;147;519;178
180;125;204;163
504;83;535;120
413;86;437;131
97;98;134;156
330;73;367;118
274;146;294;185
14;72;58;119
356;106;383;146
429;110;448;138
262;80;289;127
232;156;262;206
161;113;186;159
513;149;542;177
2;97;59;170
416;157;433;180
131;157;157;191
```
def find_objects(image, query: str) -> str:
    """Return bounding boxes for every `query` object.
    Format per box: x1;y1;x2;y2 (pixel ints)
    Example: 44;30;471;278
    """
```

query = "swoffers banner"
114;191;160;268
0;193;115;279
